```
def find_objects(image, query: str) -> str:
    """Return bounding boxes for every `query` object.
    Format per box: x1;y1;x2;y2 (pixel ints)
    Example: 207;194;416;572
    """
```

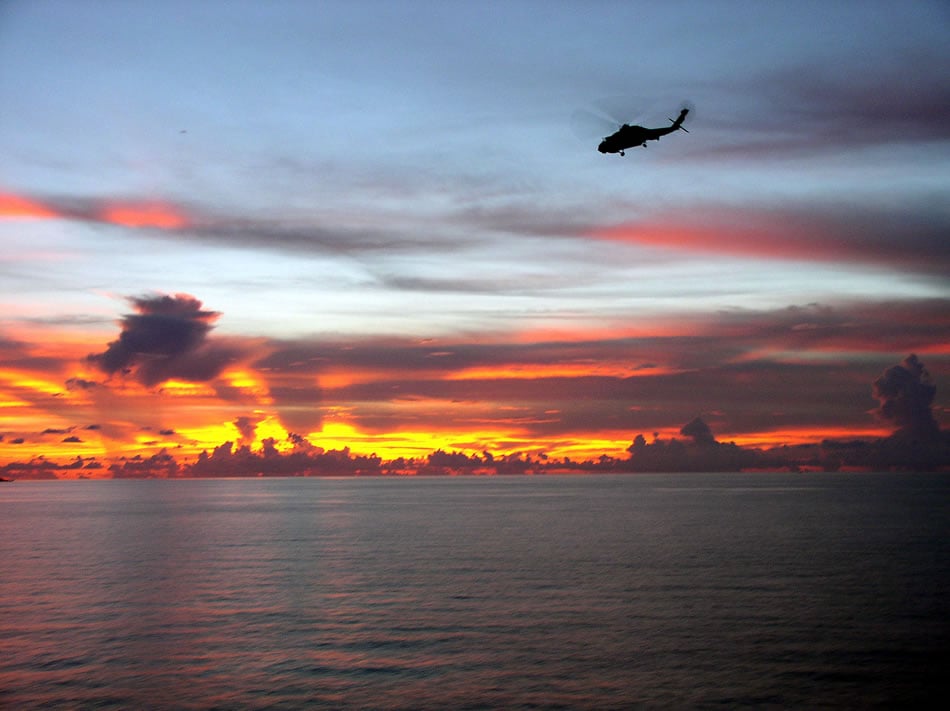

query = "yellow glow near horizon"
730;426;893;449
255;416;291;450
306;421;637;461
446;363;678;380
175;421;242;452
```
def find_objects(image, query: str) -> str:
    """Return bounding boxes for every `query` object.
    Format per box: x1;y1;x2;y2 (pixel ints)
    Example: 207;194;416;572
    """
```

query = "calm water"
1;473;948;709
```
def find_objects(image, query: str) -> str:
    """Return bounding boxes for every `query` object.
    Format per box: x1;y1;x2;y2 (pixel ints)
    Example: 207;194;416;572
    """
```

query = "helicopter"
598;107;689;156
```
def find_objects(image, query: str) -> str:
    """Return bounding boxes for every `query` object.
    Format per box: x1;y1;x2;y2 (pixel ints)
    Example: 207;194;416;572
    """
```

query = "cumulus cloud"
88;294;240;387
680;416;716;446
873;354;940;442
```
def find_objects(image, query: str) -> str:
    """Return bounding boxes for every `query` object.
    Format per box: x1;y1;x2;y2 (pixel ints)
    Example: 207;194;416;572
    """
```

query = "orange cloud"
593;220;816;262
0;190;190;230
4;291;948;475
0;192;58;220
98;202;189;229
731;425;893;449
446;363;680;381
590;201;950;276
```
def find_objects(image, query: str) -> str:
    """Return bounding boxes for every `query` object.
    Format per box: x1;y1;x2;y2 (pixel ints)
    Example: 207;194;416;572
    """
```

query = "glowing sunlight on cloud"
0;192;58;220
1;0;948;477
0;190;191;231
98;202;189;230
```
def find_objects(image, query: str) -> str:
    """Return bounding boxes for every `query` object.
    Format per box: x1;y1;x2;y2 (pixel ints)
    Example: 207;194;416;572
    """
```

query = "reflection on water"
2;474;948;708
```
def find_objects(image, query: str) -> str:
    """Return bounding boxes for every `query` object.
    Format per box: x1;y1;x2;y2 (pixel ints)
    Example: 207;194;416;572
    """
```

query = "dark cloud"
66;378;98;390
873;354;940;442
595;200;950;277
109;451;180;479
775;56;950;143
260;298;950;380
1;458;59;479
627;420;760;473
88;293;241;387
62;436;83;443
693;53;950;159
681;417;716;446
265;383;324;434
233;415;260;447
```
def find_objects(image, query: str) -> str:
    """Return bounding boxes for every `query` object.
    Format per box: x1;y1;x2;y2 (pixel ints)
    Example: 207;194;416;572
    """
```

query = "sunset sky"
2;0;948;472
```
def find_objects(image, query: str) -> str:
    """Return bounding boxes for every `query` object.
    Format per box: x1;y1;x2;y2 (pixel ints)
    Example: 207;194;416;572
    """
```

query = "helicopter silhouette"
598;107;689;156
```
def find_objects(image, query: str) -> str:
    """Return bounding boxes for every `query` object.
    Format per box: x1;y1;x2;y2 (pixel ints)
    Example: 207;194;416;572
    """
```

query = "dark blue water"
2;473;948;709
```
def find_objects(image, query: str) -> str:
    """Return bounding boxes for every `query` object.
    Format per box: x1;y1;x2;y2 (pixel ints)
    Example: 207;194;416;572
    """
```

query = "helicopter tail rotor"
668;100;695;132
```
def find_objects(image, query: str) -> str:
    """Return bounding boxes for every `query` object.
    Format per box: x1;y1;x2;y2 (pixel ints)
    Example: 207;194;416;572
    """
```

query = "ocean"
1;473;947;709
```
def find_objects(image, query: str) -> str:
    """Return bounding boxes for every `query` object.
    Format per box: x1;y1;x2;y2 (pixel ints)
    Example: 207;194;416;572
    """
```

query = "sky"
1;0;949;474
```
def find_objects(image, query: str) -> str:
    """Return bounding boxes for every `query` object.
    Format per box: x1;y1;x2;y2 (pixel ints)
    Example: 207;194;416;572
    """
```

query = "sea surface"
1;473;948;709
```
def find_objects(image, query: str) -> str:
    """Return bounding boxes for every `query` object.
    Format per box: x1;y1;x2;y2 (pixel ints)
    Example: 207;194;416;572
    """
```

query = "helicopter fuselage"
598;108;689;156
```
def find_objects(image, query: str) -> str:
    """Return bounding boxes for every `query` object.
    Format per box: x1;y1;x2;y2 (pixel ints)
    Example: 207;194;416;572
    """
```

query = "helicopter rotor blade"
571;94;652;142
570;108;618;140
592;94;650;126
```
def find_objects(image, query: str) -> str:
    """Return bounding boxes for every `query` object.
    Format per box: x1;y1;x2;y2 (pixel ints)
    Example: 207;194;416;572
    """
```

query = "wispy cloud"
0;190;471;257
592;200;950;276
692;53;950;159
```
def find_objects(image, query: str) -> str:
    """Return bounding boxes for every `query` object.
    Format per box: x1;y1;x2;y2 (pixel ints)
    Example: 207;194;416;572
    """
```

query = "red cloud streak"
592;203;950;274
0;193;58;220
0;191;190;230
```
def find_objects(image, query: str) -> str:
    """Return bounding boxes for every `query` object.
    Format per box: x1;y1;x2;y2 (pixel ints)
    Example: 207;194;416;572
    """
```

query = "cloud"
66;378;98;390
873;354;940;442
264;383;323;434
693;53;950;159
109;451;180;479
0;190;467;258
233;415;261;447
0;192;190;229
592;200;950;276
261;298;950;380
248;297;948;442
681;416;716;446
87;293;241;386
